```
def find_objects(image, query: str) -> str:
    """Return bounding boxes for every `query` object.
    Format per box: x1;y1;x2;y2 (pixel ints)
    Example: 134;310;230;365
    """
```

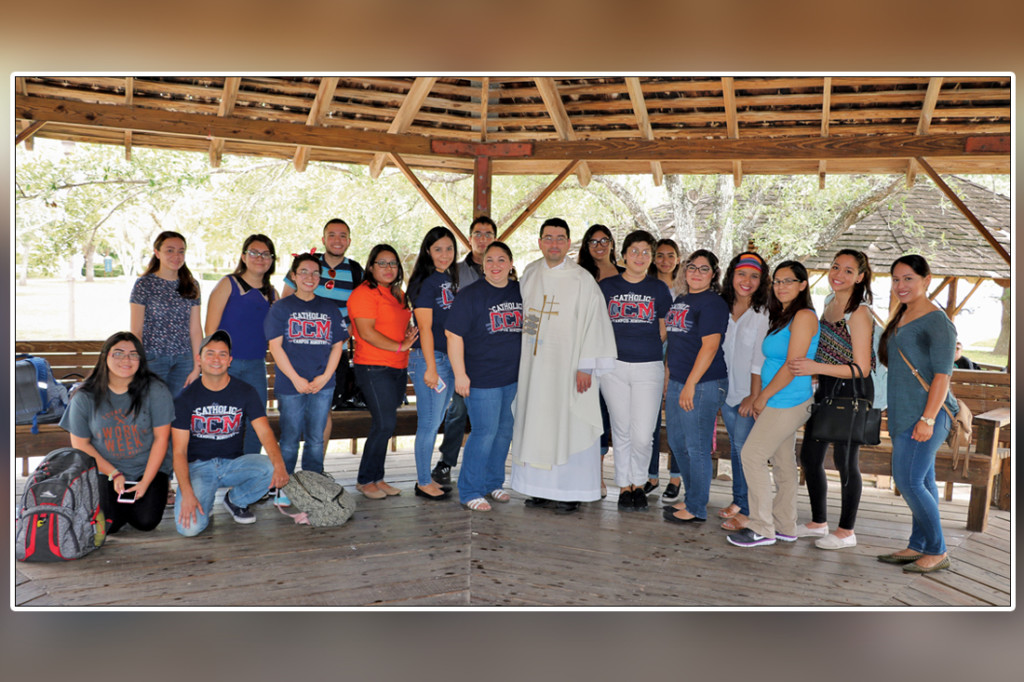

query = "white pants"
600;359;665;488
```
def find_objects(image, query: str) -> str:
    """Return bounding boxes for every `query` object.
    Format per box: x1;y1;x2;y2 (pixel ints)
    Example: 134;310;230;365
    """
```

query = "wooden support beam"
929;276;953;301
479;77;489;143
388;152;470;249
15;120;47;146
915;156;1011;264
294;76;340;172
473;155;492;218
533;78;591;186
497;160;581;242
945;277;959;317
625;77;663;186
951;278;985;318
722;77;742;187
819;77;832;189
906;78;944;187
209;77;241;168
369;77;437;178
124;77;133;160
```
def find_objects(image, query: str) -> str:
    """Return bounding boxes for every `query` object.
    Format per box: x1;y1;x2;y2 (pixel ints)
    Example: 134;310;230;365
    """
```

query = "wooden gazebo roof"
15;75;1012;181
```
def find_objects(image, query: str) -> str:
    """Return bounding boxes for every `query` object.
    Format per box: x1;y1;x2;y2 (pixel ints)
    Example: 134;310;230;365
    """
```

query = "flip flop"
718;504;741;519
721;516;746;531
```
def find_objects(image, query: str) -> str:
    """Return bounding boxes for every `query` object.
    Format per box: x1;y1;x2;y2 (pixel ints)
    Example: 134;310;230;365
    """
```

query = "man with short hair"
431;215;497;485
172;330;289;536
509;218;617;514
282;218;364;447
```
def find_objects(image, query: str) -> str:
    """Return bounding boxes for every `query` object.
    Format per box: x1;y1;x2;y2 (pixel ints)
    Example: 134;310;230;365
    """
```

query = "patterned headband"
735;255;764;272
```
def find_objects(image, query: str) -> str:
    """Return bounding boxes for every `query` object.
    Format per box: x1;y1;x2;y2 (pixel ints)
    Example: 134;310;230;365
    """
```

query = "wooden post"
473;155;491;218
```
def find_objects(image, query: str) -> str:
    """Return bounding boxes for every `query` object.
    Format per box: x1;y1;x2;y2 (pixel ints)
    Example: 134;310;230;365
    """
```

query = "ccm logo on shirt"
489;309;523;332
665;306;690;331
191;413;242;435
288;318;332;340
607;299;655;321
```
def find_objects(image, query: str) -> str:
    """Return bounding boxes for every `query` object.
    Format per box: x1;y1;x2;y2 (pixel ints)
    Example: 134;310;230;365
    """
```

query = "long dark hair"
363;244;409;308
878;254;931;367
407;226;459;304
79;332;163;419
484;241;518;282
648;238;681;280
683;249;722;294
832;248;874;314
232;233;277;301
142;231;199;300
767;260;814;334
577;224;618;279
721;251;770;313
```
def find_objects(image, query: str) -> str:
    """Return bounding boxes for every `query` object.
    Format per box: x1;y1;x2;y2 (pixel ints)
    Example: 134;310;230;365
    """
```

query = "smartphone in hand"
117;482;140;504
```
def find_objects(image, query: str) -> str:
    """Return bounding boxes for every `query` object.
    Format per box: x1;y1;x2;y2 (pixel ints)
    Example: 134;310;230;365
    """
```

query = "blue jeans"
175;454;274;536
408;349;456;486
647;396;680;479
720;401;753;516
891;410;951;555
277;389;332;474
354;364;407;484
437;392;468;467
665;377;728;518
148;350;194;398
458;383;517;504
228;357;269;456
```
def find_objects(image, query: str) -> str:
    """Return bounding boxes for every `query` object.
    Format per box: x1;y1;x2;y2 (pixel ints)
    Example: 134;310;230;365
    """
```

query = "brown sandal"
721;516;746;531
718;504;741;519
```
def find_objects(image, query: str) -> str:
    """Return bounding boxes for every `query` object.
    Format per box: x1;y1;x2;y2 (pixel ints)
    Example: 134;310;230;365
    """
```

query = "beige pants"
739;398;813;538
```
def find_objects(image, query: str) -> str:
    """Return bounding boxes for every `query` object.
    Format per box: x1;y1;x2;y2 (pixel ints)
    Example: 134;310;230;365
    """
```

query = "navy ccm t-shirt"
665;289;729;384
599;274;673;363
172;378;266;462
263;295;348;395
411;270;456;354
444;279;523;389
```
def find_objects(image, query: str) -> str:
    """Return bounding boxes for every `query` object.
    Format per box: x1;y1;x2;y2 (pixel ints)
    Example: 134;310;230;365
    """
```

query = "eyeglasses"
295;269;320;278
626;248;651;257
587;237;611;247
110;350;140;361
686;264;712;274
541;235;568;244
245;250;274;260
772;278;801;286
471;231;495;240
374;260;399;268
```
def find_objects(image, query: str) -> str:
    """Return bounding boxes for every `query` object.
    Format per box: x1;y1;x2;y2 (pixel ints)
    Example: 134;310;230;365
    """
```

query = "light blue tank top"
760;314;820;408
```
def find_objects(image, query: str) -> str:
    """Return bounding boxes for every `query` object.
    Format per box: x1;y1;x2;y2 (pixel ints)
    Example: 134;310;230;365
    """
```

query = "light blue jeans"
665;377;728;519
720;401;754;516
228;357;269;455
408;349;456;486
148;350;194;398
891;410;951;555
277;389;333;474
175;454;274;536
458;383;517;504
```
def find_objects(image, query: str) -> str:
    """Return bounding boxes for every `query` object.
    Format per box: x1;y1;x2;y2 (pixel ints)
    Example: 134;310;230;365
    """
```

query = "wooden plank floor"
14;443;1012;608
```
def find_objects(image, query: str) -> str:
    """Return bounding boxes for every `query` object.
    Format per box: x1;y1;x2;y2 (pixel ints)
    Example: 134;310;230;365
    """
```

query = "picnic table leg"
996;454;1011;511
965;421;999;533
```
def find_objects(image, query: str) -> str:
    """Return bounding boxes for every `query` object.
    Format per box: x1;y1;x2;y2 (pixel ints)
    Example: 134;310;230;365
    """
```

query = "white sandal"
464;498;492;512
488;489;511;503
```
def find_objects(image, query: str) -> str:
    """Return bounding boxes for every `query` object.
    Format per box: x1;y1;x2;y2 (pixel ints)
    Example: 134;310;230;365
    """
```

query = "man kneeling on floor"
172;330;289;536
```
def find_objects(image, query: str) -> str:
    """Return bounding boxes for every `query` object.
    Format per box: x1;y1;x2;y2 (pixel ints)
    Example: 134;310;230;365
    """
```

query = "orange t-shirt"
347;282;413;369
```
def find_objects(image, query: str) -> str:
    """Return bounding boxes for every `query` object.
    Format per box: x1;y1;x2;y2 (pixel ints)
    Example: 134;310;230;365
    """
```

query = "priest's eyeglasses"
541;235;568;244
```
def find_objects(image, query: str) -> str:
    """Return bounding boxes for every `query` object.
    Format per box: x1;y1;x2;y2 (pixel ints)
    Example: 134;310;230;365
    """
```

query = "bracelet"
109;471;123;482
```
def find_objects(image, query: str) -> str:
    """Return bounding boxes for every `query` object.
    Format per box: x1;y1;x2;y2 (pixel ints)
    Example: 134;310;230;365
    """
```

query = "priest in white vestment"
509;218;617;510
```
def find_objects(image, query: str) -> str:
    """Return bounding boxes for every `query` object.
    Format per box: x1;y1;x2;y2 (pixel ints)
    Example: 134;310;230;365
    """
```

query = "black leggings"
99;472;170;534
800;374;871;531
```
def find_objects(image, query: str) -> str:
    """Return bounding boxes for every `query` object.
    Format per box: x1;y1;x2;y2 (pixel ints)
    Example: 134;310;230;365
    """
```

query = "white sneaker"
794;523;828;538
815;532;857;550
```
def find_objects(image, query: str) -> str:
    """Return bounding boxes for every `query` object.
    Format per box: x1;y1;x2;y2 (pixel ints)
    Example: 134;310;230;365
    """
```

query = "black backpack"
15;448;107;562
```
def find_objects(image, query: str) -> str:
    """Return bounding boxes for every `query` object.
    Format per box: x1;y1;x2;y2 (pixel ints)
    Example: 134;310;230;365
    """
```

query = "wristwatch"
919;416;936;426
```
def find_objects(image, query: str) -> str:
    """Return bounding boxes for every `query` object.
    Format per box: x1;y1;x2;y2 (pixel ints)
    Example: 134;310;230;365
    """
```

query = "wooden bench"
657;368;1011;532
14;340;425;476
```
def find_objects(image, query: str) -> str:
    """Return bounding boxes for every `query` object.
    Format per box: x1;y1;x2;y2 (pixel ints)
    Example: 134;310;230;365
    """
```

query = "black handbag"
808;363;881;447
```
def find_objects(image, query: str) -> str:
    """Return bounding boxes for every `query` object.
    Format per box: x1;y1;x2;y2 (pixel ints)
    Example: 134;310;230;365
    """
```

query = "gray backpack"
280;471;356;527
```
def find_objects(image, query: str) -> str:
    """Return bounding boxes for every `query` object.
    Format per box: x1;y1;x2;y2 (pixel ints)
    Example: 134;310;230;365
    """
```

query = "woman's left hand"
912;420;934;442
751;395;767;418
126;479;150;501
183;365;201;388
424;367;439;389
678;383;696;412
787;357;814;376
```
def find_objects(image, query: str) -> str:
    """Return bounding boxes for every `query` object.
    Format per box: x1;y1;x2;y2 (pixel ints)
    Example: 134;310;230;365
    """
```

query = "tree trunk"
993;286;1010;356
82;242;96;282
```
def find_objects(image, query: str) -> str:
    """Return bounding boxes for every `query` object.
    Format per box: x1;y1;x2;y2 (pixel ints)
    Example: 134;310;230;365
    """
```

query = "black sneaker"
618;488;635;512
223;491;255;524
642;480;659;496
431;462;452;486
633;488;649;511
662;482;681;500
727;528;775;547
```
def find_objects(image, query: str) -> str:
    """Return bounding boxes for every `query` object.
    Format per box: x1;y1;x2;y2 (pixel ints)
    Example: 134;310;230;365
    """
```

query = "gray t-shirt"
59;382;176;480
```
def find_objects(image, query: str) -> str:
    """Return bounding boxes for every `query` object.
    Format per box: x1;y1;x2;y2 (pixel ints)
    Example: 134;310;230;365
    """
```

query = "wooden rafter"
369;77;437;178
293;77;340;172
951;278;984;318
497;160;581;242
818;77;832;189
624;77;663;186
124;77;133;160
533;78;591;186
915;156;1011;264
388;152;470;249
929;276;953;300
479;77;490;143
15;120;47;146
17;78;33;151
721;77;742;187
906;77;944;187
208;77;241;168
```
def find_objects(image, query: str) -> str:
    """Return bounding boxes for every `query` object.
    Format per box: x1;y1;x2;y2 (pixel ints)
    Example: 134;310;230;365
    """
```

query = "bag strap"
274;489;310;525
897;348;968;473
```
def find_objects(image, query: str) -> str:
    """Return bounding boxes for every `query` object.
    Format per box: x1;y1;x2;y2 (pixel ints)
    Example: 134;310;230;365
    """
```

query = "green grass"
961;348;1008;369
